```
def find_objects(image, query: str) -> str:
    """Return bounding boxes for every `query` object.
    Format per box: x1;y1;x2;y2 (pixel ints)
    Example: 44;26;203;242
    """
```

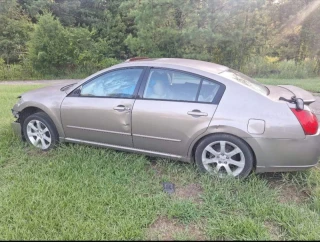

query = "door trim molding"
66;125;131;136
133;134;181;142
65;137;182;159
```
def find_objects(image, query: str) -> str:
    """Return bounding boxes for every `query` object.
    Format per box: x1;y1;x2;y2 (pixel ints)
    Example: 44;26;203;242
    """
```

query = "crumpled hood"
13;82;77;113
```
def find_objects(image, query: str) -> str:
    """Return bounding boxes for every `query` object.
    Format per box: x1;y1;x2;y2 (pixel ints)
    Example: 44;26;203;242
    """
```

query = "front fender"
17;101;65;139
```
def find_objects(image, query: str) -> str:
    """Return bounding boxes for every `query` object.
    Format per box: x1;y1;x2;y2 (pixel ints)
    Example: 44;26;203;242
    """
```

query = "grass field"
1;84;320;240
257;78;320;93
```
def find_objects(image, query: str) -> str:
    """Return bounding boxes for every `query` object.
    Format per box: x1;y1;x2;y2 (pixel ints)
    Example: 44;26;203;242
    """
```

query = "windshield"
220;69;269;95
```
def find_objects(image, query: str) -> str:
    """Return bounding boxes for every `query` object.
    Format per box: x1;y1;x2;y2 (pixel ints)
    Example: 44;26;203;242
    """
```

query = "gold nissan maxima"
11;58;320;178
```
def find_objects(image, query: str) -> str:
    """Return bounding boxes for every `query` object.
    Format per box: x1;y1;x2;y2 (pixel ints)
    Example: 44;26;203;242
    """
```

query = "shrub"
241;56;319;79
27;12;71;75
0;57;121;81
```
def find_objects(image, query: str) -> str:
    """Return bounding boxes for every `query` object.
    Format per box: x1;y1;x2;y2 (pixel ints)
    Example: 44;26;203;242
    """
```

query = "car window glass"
143;69;201;102
80;68;143;98
198;80;220;103
220;69;268;95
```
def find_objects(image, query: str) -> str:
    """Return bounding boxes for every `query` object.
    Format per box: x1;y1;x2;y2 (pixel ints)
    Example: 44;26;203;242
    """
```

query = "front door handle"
113;105;131;111
187;110;208;116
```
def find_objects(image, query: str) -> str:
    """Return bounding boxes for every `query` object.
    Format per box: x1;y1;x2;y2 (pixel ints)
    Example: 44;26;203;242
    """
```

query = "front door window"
81;68;143;98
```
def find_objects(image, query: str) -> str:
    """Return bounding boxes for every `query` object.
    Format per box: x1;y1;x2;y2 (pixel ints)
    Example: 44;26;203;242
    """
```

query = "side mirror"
71;86;82;96
296;98;304;110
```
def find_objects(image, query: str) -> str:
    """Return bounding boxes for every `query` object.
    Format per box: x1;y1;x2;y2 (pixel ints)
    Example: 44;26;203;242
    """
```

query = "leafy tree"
1;0;320;77
27;12;71;74
0;0;32;63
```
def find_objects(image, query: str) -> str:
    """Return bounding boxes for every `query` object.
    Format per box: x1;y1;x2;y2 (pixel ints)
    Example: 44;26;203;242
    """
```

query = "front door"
61;67;145;147
132;68;224;157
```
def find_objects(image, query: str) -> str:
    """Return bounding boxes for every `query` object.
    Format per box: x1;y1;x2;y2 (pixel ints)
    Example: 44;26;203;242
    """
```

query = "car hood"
13;82;77;113
21;82;77;98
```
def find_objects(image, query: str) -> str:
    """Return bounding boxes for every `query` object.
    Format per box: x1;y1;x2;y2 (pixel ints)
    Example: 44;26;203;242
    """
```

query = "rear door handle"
113;105;131;111
187;110;208;116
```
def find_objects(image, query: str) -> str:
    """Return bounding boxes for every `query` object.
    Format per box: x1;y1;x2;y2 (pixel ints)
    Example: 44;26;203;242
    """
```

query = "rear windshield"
220;69;268;95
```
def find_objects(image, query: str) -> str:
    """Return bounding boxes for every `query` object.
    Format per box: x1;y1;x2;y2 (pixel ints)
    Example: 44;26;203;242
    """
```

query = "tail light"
290;108;318;135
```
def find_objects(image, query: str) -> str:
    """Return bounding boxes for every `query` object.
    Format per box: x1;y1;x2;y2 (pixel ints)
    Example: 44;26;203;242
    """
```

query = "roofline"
125;57;151;62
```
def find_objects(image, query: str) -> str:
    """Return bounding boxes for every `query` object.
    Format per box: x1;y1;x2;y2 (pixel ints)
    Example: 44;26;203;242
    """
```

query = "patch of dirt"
146;216;206;241
264;221;283;240
174;183;204;205
147;159;164;177
26;148;54;158
269;181;310;204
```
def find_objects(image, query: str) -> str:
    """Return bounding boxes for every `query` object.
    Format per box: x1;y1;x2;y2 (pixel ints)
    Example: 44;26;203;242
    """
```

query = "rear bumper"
11;121;22;138
244;131;320;173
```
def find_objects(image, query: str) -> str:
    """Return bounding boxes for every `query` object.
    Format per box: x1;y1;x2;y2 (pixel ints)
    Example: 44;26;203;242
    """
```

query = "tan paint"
12;58;320;174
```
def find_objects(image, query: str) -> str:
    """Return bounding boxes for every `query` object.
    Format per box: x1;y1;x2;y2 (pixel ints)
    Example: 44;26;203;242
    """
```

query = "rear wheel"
195;134;254;178
22;112;59;151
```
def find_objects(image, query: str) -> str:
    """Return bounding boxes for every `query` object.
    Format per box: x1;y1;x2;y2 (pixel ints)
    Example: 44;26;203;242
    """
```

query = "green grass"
1;84;320;240
257;77;320;93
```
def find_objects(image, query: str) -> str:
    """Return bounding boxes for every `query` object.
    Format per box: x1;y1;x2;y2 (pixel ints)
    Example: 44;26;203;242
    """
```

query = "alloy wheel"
26;119;52;149
201;141;245;177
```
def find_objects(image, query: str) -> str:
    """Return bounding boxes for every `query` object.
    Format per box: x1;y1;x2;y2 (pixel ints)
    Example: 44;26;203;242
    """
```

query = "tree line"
0;0;319;79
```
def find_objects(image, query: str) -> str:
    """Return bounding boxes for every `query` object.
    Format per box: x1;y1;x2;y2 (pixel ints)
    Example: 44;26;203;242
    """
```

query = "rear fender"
187;125;255;158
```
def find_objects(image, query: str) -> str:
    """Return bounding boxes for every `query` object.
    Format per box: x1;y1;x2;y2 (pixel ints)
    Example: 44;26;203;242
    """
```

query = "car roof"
120;58;229;75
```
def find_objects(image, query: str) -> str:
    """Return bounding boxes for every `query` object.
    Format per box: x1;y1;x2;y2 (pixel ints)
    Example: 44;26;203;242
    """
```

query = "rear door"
132;68;225;157
61;67;145;147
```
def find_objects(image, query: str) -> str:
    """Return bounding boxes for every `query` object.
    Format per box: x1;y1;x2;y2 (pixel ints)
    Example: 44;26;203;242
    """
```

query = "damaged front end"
11;97;23;139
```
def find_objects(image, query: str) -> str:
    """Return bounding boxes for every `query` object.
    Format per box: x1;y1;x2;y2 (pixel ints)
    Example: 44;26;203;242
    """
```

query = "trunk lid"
266;84;316;105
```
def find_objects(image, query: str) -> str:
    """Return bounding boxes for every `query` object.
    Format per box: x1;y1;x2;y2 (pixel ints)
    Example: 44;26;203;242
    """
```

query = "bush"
0;58;40;80
241;56;319;79
25;12;120;79
0;57;121;81
27;12;71;75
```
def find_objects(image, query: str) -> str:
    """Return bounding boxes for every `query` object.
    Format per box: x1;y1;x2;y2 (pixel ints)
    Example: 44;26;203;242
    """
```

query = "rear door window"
143;69;201;101
143;68;222;103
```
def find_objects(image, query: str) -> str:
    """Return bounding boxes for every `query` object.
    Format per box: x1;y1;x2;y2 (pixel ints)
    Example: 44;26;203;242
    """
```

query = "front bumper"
245;131;320;173
11;121;22;139
11;105;23;139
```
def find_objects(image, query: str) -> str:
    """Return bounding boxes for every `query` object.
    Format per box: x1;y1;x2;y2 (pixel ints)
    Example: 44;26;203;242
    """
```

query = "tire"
194;134;254;178
22;112;59;151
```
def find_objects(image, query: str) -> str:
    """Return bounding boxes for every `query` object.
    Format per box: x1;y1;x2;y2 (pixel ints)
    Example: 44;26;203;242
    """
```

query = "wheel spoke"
28;122;38;131
205;146;219;156
215;164;223;173
228;159;245;168
226;148;241;157
203;158;218;165
27;131;36;136
31;137;40;146
220;141;226;154
43;135;51;142
42;127;49;133
36;120;42;130
225;165;233;176
40;138;47;148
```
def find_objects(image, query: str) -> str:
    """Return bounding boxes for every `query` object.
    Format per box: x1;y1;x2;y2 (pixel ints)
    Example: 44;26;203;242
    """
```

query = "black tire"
194;133;254;178
22;112;59;151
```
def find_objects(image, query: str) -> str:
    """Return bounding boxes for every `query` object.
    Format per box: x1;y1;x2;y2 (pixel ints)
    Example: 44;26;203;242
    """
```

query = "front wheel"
22;112;59;151
194;134;254;178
